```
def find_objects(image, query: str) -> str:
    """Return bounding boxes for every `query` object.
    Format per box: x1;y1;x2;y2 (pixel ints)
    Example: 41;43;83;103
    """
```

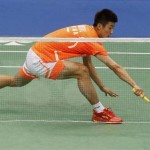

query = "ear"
97;23;103;30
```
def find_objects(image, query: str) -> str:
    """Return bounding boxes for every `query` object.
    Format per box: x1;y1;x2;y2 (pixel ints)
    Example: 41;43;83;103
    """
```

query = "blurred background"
0;0;150;37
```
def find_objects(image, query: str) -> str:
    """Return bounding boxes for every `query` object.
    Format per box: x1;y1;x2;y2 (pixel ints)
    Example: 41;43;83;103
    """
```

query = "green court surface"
0;42;150;150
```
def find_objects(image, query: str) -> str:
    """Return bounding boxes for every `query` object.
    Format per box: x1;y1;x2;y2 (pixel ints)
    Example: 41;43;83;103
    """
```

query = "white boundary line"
108;52;150;55
0;66;21;68
0;120;150;124
0;51;27;53
0;66;150;70
95;67;150;70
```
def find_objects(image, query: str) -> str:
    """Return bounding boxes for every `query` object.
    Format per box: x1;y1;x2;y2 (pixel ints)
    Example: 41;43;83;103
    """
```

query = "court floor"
0;122;149;150
0;41;150;150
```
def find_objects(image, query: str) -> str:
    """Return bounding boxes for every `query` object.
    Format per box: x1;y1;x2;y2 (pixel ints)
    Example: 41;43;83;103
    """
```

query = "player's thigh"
57;60;86;79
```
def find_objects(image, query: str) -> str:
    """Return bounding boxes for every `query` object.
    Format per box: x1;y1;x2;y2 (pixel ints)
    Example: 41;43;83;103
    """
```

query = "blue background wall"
0;0;150;37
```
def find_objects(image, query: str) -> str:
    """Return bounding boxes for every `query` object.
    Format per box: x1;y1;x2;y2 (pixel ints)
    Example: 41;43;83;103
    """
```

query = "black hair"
93;9;118;26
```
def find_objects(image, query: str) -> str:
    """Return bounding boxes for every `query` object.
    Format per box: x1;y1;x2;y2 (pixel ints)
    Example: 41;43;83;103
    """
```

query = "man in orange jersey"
0;9;144;123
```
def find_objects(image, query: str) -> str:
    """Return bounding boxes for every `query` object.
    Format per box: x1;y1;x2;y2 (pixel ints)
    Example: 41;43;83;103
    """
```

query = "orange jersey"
32;25;108;62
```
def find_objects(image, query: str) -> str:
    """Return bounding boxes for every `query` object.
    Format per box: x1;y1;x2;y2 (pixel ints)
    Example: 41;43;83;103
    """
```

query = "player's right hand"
132;86;144;96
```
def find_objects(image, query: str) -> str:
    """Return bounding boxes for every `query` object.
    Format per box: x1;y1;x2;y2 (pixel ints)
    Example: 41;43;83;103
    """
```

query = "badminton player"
0;9;144;123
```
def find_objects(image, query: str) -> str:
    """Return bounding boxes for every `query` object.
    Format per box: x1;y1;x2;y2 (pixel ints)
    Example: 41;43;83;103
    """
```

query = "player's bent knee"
78;65;89;77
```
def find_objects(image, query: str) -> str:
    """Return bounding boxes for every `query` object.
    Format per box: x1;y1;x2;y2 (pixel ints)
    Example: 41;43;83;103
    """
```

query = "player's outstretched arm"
82;56;118;97
95;54;144;96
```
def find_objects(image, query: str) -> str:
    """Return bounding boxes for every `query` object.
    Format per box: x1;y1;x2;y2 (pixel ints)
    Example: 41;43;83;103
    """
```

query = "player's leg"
57;60;123;123
0;72;32;89
21;49;122;123
0;49;39;89
57;60;99;105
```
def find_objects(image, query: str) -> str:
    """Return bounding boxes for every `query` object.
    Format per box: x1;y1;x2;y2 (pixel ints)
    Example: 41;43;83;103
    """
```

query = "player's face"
97;22;115;38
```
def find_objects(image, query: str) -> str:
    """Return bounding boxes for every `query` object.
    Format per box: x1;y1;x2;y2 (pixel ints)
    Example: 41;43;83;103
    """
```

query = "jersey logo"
68;42;78;48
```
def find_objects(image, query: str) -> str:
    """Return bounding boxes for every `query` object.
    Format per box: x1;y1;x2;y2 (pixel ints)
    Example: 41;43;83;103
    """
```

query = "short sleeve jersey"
32;25;108;62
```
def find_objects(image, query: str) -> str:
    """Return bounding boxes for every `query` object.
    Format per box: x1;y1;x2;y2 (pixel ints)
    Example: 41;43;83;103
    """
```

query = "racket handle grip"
132;88;150;102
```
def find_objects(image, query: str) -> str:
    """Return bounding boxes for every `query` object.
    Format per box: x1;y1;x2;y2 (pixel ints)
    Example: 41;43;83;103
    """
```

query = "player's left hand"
100;86;118;97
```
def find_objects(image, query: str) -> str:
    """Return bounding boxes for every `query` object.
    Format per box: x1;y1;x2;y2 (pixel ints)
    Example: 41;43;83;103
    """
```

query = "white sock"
92;102;105;113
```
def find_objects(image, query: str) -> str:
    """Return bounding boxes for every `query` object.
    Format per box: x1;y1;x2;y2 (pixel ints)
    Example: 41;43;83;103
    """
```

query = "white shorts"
19;49;64;80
